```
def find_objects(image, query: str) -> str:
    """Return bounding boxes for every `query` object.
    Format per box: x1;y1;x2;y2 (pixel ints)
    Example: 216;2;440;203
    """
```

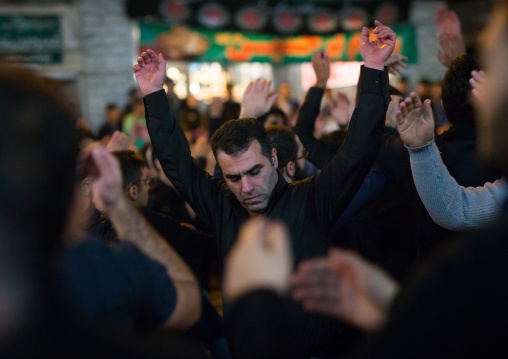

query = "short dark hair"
0;67;78;253
266;125;298;169
112;150;147;189
210;118;273;164
442;54;477;127
258;107;288;127
106;103;119;113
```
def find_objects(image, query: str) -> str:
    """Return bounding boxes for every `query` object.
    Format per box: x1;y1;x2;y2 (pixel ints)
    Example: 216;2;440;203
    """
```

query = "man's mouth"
244;195;261;203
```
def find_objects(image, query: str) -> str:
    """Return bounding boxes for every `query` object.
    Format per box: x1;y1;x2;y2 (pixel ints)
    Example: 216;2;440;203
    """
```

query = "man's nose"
241;177;253;193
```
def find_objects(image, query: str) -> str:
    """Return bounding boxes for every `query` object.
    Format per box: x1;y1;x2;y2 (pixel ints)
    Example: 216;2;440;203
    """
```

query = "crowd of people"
2;2;508;358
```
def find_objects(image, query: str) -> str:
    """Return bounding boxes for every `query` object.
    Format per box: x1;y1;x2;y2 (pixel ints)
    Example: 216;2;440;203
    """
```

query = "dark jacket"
144;66;390;357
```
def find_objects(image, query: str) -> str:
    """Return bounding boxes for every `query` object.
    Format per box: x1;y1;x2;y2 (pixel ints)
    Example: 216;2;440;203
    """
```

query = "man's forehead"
217;141;266;175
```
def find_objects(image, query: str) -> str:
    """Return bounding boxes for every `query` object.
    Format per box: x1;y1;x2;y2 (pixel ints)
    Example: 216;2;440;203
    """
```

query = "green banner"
0;15;63;65
139;20;416;64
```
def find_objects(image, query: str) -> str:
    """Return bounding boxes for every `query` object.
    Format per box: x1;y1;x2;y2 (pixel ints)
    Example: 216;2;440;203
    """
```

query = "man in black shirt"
134;21;396;358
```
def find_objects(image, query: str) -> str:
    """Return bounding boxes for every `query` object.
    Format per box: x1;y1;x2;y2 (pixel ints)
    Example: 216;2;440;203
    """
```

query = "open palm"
396;92;435;148
360;20;396;70
133;49;166;96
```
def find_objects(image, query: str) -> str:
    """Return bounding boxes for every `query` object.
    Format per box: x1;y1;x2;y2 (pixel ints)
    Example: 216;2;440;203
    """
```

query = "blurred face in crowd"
129;167;152;209
218;140;279;214
107;106;121;124
264;113;286;127
475;3;508;173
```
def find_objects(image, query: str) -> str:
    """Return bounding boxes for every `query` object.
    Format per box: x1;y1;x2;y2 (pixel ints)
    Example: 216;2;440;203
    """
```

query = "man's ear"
271;148;278;168
81;177;91;196
127;185;138;202
285;161;295;179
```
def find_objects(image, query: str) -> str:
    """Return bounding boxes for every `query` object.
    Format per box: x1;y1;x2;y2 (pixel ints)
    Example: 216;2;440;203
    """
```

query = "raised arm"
86;144;201;330
134;49;223;227
307;21;394;229
239;79;278;119
396;92;507;230
293;50;333;169
435;6;466;68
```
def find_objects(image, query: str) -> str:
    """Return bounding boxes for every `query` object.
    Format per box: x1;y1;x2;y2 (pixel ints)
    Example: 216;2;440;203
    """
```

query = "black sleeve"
376;126;412;181
225;290;295;359
293;87;333;169
144;90;225;229
305;66;391;232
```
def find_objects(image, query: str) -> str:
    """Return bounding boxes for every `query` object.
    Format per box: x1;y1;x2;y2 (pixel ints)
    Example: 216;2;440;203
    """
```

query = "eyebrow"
225;164;263;180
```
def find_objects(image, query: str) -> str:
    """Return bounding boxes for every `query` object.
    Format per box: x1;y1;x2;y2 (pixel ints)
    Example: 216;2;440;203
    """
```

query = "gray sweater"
408;140;508;230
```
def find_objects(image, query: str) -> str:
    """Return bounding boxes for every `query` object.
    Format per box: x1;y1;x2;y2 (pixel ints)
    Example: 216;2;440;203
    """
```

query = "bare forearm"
107;197;197;285
315;79;327;89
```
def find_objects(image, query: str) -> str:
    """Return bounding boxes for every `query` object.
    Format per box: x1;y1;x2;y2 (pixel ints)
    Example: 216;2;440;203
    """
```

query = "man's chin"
244;202;268;214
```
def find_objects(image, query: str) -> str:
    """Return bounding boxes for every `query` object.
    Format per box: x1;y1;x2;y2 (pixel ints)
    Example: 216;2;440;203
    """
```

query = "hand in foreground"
312;51;331;89
437;32;466;68
435;6;462;37
106;131;131;152
80;144;126;214
133;49;166;96
239;79;278;119
385;52;409;76
291;248;399;332
469;70;486;105
223;218;293;302
360;20;396;71
396;92;435;148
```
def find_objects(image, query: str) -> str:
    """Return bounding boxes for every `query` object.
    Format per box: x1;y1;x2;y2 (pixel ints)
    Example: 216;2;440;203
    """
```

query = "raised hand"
437;32;466;68
81;144;125;214
106;130;131;152
470;70;487;105
133;49;166;96
239;79;278;119
360;20;396;70
385;52;409;76
311;50;331;89
435;6;462;37
291;248;399;332
395;92;435;148
223;218;293;302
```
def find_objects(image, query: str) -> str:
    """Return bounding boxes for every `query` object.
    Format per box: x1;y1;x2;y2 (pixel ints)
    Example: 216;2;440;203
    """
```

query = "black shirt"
144;66;390;357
